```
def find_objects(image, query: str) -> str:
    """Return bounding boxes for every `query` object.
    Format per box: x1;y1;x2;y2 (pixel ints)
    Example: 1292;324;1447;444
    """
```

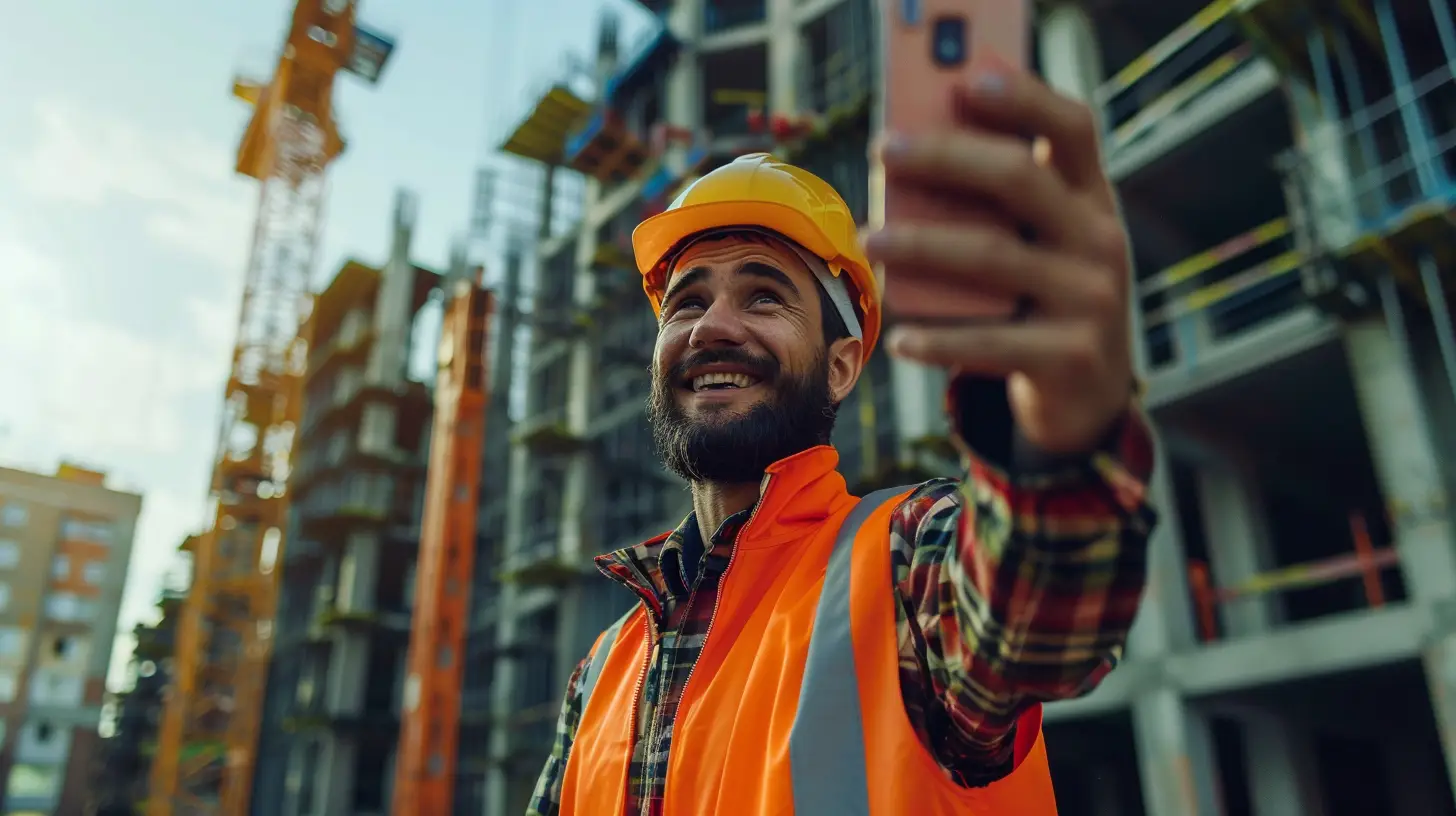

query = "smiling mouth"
689;372;760;392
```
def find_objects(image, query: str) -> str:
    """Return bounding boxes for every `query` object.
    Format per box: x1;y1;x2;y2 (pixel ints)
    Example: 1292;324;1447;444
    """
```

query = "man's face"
647;233;862;484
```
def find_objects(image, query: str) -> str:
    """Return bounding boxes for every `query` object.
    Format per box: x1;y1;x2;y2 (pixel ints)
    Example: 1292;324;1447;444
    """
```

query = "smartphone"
871;0;1032;322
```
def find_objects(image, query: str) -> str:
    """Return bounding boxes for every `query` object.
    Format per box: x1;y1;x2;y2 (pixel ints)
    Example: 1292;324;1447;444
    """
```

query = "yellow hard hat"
632;152;881;361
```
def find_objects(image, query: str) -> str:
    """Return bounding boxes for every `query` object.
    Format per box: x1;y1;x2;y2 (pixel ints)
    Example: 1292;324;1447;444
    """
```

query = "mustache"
666;347;779;384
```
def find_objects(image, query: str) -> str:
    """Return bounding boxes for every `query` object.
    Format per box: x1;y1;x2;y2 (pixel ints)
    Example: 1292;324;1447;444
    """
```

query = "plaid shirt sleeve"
888;374;1158;785
525;656;589;816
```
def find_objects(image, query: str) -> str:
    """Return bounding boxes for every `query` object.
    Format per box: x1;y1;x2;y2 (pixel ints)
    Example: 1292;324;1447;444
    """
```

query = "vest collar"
741;445;854;550
592;445;854;616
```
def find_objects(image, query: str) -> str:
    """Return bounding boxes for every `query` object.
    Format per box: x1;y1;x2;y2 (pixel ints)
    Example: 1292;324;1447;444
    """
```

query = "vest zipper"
627;607;658;807
657;474;775;810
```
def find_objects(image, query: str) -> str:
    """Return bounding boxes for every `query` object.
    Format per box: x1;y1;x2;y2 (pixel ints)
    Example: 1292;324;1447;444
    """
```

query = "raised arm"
889;376;1157;785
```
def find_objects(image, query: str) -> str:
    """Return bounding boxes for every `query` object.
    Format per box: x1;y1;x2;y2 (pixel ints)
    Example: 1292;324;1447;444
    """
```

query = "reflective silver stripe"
790;487;913;816
579;610;631;709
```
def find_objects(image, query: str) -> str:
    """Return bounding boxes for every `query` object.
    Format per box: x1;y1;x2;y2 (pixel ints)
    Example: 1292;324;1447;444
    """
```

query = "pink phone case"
871;0;1031;321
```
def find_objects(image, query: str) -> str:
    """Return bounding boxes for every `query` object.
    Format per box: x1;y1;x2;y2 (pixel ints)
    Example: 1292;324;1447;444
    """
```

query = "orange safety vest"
559;448;1059;814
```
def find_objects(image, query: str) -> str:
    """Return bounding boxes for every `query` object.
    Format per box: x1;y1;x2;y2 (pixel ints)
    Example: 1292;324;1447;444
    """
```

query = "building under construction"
481;0;1456;813
246;193;442;816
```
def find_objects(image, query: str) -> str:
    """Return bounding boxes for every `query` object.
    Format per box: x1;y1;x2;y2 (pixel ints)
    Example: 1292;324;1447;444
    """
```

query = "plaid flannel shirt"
526;376;1158;816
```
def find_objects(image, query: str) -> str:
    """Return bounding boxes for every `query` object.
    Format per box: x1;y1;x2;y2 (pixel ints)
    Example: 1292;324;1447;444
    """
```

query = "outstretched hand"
863;62;1136;456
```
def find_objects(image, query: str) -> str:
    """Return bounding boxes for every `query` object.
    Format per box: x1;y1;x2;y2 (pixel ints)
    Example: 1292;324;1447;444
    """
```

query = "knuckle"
1089;215;1130;263
1067;102;1098;141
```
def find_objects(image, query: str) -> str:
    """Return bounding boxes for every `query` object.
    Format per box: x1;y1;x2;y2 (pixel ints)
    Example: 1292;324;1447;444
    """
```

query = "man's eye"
752;292;782;306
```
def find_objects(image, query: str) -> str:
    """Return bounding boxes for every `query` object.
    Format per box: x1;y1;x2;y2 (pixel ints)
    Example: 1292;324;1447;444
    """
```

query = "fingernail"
971;71;1007;96
863;230;888;251
881;132;909;158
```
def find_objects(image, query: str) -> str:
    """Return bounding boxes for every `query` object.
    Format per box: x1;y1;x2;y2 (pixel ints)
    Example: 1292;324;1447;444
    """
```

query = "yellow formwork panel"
500;85;592;165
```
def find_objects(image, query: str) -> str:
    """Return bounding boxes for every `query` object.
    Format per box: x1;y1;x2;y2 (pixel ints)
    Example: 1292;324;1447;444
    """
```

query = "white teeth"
692;372;756;391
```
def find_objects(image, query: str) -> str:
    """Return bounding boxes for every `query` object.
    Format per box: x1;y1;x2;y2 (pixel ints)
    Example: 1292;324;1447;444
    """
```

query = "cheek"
653;325;688;376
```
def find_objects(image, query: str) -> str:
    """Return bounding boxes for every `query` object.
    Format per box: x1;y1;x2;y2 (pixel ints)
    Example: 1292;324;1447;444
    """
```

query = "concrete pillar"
1129;446;1200;656
665;1;703;174
337;530;379;613
1131;686;1224;816
315;733;357;816
367;189;418;389
766;0;800;117
887;361;950;466
1243;712;1327;816
1198;458;1282;636
1344;316;1456;598
1124;441;1225;816
1038;4;1104;105
1345;309;1456;802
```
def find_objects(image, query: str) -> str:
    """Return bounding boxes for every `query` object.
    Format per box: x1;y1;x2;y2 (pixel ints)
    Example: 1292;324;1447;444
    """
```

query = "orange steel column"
393;276;494;815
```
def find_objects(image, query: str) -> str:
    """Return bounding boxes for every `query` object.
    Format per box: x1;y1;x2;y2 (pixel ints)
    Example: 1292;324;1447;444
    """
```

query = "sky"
0;0;650;689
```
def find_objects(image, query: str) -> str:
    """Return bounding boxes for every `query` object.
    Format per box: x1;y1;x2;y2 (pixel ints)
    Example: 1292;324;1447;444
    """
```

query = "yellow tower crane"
147;3;393;814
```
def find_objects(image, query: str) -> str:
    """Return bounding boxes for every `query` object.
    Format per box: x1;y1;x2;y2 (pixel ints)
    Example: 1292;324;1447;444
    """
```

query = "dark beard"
647;347;839;484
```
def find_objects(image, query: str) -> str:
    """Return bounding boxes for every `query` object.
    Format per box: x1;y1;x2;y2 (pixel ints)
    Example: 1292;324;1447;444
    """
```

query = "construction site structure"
0;464;141;814
391;252;495;816
247;194;441;816
146;3;394;814
485;0;1456;813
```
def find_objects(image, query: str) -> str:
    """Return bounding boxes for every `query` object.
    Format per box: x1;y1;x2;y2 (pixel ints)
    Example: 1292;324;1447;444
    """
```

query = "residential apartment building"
0;464;140;815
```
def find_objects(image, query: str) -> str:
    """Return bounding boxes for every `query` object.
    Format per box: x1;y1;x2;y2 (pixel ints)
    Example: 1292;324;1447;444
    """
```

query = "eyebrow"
662;261;801;306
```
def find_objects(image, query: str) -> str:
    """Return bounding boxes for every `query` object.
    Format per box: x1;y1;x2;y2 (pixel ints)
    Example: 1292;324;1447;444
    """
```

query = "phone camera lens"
931;16;966;67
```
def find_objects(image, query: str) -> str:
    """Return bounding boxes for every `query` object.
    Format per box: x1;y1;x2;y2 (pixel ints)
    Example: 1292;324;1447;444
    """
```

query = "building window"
0;541;18;569
50;555;69;581
6;763;61;799
0;670;18;702
82;561;105;585
0;584;11;613
0;628;23;659
60;518;112;544
43;592;90;623
0;503;26;528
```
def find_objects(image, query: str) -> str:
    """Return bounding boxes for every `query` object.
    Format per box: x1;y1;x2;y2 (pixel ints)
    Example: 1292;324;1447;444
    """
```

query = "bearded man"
528;65;1157;816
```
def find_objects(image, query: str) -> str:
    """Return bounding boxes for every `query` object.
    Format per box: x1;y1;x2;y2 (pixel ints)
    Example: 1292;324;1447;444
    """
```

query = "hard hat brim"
633;199;854;314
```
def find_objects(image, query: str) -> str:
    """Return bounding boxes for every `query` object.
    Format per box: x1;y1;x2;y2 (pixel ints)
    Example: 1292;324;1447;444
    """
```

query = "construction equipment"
392;260;495;816
147;3;393;814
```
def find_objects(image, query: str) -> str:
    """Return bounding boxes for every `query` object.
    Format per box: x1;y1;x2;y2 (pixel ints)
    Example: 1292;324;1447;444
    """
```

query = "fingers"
863;224;1112;318
952;64;1108;198
885;320;1108;382
878;129;1085;250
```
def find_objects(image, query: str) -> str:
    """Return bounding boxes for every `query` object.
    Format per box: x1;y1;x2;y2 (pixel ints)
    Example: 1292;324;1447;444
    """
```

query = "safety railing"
1287;60;1456;251
1096;0;1263;156
1139;217;1306;370
1188;513;1400;642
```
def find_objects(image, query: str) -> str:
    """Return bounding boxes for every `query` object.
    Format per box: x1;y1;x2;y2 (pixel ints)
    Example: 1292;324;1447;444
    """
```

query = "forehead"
667;232;814;290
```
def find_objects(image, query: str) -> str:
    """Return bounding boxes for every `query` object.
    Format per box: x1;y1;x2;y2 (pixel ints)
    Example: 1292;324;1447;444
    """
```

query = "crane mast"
393;267;494;816
147;3;392;814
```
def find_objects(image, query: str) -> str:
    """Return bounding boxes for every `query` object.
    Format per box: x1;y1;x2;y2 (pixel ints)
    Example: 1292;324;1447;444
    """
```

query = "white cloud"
8;99;254;270
0;101;256;691
0;224;230;459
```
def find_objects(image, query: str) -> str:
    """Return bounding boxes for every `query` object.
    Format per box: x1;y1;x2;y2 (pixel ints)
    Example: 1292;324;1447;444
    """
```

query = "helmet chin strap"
671;227;864;341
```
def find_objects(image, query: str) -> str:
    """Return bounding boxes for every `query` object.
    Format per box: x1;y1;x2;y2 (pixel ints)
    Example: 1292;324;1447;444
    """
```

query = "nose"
687;299;749;349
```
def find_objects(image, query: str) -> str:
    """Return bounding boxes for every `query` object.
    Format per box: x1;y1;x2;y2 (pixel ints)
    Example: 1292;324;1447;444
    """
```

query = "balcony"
499;83;593;166
499;536;587;587
563;108;652;183
1284;60;1456;303
510;410;587;456
1098;0;1279;177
